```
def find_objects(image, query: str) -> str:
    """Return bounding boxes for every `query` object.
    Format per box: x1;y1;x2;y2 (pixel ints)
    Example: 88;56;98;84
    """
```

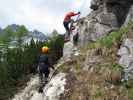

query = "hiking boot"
74;51;80;56
45;79;48;83
38;86;43;93
72;47;78;51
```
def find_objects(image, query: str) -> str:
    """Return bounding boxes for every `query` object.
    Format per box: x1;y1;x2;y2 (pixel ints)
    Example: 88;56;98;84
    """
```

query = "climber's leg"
63;20;73;42
69;19;75;32
63;21;69;34
39;70;43;84
44;70;50;83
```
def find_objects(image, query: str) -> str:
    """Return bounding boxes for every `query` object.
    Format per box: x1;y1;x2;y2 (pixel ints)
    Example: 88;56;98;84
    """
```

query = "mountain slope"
59;22;133;100
0;24;47;45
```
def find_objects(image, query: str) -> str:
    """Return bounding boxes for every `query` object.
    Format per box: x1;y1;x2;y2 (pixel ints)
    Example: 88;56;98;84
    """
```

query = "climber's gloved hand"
78;11;81;14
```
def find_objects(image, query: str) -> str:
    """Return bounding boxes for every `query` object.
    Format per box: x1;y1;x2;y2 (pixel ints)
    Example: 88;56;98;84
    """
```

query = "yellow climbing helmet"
41;46;49;53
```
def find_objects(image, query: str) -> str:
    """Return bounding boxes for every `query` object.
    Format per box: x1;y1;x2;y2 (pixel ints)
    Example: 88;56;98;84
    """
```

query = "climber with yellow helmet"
37;46;54;86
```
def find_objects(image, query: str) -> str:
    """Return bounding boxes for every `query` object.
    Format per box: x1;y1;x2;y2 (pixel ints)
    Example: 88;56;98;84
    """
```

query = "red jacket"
64;12;78;22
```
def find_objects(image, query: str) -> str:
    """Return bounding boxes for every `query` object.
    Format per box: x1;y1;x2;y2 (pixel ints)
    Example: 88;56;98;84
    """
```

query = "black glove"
78;11;81;14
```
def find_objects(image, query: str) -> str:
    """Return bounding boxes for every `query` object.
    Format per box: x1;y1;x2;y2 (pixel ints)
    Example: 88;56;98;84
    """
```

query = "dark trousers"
38;63;50;83
63;19;74;37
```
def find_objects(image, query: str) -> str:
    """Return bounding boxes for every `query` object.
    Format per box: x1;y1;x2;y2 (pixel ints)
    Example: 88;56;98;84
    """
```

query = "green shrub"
0;26;64;99
88;22;133;49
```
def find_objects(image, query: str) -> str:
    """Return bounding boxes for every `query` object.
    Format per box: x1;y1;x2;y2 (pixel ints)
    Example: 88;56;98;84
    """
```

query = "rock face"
63;0;133;60
77;0;133;46
118;39;133;80
124;5;133;26
63;25;80;61
63;41;74;61
12;73;66;100
63;0;133;62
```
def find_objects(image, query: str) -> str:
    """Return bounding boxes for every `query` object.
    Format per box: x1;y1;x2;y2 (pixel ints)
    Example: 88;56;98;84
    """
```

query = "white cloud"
0;0;91;34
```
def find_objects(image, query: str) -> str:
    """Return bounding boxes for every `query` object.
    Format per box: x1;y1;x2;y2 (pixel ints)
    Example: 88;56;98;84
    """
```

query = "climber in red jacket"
63;11;80;41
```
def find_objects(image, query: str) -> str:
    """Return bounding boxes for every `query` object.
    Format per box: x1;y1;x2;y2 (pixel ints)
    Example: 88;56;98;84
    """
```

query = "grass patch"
111;63;123;71
124;80;133;100
128;88;133;100
94;88;104;98
85;22;133;50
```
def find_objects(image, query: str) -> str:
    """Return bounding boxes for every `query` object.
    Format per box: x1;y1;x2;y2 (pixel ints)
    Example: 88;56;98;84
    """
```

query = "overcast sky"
0;0;91;34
